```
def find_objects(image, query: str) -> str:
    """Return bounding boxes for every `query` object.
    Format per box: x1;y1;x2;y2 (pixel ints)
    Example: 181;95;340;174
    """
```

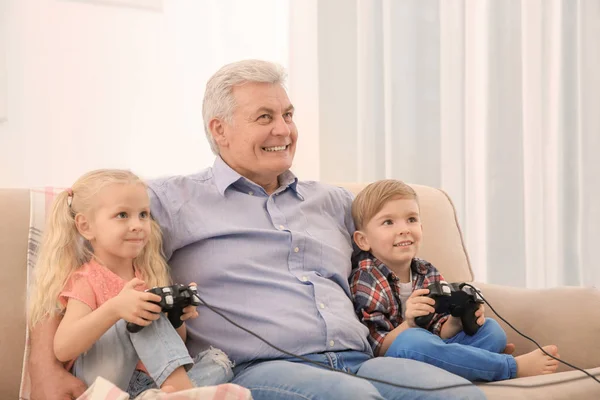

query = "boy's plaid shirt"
349;252;450;355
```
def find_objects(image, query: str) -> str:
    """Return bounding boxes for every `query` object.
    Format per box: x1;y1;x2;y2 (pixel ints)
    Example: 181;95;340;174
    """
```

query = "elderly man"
29;60;484;399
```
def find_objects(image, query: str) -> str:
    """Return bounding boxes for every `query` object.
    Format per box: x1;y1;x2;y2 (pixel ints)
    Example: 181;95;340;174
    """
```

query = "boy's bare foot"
515;345;560;378
503;343;516;355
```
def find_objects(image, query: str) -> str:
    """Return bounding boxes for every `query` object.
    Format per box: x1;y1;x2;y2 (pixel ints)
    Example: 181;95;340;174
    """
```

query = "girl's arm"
54;298;120;362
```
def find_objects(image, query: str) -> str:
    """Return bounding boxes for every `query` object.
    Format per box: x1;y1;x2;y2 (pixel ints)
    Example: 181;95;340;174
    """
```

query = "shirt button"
294;247;299;253
319;303;325;309
301;276;309;282
329;340;335;347
279;225;285;230
248;191;253;196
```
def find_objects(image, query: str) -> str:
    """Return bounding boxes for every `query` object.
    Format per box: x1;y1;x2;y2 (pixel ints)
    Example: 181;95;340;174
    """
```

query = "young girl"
28;169;233;395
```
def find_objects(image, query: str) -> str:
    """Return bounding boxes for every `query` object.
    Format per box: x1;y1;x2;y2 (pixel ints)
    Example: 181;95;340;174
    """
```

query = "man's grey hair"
202;59;288;155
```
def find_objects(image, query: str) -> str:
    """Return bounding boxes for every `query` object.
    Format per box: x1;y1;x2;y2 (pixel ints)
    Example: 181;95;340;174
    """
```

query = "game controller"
126;283;201;333
414;281;483;336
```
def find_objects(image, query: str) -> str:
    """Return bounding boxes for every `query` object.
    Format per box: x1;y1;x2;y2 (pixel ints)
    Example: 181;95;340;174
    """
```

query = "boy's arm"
29;315;87;400
176;323;187;342
54;298;121;362
377;321;410;356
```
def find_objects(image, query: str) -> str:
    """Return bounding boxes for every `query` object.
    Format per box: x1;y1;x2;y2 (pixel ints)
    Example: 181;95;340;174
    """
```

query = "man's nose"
271;115;291;136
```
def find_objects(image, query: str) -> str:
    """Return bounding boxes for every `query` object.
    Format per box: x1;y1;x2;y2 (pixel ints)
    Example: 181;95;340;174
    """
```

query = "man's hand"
404;288;435;328
29;316;87;400
30;365;87;400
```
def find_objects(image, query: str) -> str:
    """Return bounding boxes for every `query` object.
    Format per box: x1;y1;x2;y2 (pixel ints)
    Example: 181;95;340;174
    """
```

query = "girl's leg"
386;327;517;381
188;347;234;386
130;314;194;389
72;320;139;391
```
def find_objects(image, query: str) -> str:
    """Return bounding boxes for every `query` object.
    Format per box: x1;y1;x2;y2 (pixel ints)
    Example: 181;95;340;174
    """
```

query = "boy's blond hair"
28;169;171;328
352;179;418;230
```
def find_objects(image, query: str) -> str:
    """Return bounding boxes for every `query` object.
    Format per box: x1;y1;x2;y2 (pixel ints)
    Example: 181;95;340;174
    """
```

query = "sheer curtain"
305;0;600;288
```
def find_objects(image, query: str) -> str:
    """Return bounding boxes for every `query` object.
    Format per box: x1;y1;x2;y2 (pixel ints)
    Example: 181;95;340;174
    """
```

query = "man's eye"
283;112;293;122
116;212;128;219
258;114;272;121
140;211;149;219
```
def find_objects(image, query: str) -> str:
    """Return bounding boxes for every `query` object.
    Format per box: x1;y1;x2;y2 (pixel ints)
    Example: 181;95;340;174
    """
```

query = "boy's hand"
180;282;200;322
405;288;436;328
112;278;162;326
475;303;486;326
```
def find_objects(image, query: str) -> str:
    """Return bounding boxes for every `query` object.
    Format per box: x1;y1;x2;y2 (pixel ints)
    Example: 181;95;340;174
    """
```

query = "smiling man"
28;60;485;400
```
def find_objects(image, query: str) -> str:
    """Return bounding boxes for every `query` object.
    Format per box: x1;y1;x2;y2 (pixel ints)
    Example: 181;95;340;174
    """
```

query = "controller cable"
194;285;600;392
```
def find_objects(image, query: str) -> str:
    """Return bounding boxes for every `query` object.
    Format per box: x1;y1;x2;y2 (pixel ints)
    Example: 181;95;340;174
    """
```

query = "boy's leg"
72;321;139;391
387;327;517;381
188;346;234;387
130;314;194;387
445;318;507;353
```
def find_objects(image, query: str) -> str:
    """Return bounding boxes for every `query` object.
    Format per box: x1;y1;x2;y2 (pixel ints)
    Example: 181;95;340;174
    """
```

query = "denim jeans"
231;350;485;400
72;314;233;395
386;318;517;382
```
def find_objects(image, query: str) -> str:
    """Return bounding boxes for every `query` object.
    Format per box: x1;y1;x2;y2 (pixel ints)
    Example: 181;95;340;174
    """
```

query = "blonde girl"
28;169;231;395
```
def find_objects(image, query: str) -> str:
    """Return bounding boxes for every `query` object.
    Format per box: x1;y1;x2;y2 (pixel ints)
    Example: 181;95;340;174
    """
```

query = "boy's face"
354;197;423;273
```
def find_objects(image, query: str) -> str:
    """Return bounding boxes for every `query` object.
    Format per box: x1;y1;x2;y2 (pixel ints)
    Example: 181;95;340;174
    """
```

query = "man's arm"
29;315;87;400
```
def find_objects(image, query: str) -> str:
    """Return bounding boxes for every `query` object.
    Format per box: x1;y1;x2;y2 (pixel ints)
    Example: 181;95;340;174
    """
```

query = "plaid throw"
19;188;252;400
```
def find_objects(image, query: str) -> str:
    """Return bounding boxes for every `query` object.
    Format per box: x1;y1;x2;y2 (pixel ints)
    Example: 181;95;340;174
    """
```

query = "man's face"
214;82;297;188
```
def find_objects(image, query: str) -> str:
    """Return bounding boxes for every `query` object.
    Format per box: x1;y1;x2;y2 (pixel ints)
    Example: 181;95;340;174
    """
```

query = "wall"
0;0;293;187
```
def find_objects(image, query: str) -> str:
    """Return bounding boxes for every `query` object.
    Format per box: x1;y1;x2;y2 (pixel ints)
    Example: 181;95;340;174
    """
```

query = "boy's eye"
408;217;419;223
116;212;128;219
140;211;149;219
382;219;393;226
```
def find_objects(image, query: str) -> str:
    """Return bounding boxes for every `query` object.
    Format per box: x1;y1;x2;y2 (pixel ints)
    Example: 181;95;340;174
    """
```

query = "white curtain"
309;0;600;288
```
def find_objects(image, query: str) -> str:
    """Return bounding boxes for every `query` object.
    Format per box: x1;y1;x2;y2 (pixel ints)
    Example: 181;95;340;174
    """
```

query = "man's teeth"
263;145;287;152
394;242;412;247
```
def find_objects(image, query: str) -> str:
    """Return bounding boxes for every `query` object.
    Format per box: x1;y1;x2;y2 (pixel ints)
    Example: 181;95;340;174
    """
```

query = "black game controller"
414;281;483;336
126;284;201;333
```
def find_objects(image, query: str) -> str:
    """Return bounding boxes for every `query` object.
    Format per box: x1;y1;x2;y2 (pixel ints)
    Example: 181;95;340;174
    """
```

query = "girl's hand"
404;288;436;328
475;303;486;326
181;282;200;322
112;278;162;327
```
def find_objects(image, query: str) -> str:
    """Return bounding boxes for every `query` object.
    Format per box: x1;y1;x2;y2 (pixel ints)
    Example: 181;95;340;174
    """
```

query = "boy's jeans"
71;315;233;395
385;318;518;381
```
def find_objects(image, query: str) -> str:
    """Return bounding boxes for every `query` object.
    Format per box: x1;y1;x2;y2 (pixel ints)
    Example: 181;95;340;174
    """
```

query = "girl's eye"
116;212;128;219
140;211;149;219
383;219;393;226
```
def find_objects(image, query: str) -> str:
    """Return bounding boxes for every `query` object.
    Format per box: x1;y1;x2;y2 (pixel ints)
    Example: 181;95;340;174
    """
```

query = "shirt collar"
357;252;429;280
212;156;303;200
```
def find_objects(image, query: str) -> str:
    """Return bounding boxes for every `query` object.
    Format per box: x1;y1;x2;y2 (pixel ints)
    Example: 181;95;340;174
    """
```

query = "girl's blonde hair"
28;169;171;328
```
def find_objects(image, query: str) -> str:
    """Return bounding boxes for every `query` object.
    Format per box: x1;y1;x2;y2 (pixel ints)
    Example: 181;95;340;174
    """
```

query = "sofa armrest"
473;282;600;372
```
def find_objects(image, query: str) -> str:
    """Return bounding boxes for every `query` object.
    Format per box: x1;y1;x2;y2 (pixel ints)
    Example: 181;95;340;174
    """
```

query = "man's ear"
209;118;228;149
353;230;371;252
75;214;94;241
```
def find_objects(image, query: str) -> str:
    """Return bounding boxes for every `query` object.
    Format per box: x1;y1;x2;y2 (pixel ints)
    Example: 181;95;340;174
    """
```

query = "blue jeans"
386;318;517;382
232;350;485;399
72;315;233;394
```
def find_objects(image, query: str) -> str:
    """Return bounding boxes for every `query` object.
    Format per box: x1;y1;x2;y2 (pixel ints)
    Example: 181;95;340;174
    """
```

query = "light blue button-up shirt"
147;157;371;364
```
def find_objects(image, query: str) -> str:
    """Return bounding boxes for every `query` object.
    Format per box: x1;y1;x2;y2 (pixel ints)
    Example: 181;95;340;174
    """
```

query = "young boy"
349;179;560;381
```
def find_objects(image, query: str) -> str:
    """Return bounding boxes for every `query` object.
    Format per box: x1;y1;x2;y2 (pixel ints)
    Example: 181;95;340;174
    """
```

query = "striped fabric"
19;188;252;400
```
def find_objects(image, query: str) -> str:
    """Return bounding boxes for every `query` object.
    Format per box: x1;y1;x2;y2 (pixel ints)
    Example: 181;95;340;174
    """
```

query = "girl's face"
78;182;151;270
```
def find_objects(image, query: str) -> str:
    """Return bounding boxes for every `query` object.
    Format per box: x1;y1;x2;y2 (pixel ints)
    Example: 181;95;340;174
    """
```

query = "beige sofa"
1;184;599;399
